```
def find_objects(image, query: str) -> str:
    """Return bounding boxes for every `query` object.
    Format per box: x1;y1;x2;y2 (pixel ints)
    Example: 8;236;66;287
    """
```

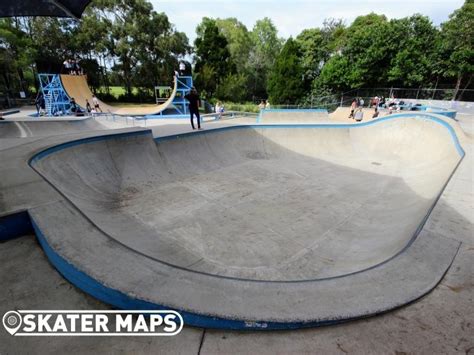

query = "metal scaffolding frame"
38;74;71;116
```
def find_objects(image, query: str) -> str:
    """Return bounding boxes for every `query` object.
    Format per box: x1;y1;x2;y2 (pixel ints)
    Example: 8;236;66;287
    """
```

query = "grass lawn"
107;102;158;107
96;86;143;98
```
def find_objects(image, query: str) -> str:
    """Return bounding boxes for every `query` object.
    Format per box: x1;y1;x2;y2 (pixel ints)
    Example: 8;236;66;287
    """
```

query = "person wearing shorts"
92;95;102;112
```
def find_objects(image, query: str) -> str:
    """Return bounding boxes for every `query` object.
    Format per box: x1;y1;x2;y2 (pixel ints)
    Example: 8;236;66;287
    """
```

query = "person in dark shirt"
70;98;78;113
70;98;83;115
85;99;92;113
34;93;43;116
185;87;202;130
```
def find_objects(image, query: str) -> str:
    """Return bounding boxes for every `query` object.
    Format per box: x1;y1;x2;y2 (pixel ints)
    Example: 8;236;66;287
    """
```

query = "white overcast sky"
150;0;464;42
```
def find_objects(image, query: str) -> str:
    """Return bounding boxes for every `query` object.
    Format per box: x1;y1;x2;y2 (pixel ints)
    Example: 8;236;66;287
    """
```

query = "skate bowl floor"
28;114;464;329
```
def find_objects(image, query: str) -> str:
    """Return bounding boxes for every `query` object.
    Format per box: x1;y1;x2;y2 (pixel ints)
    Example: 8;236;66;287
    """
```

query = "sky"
149;0;464;42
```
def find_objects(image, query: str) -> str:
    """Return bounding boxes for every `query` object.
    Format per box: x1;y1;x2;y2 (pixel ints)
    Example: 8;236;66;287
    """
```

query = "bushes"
96;86;155;104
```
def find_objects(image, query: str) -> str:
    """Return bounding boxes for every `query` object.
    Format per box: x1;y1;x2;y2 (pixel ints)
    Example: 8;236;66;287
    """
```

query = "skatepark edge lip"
26;113;465;282
14;113;465;330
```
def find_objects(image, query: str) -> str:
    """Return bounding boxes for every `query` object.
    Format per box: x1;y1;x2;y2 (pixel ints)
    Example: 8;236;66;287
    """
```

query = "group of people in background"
258;100;271;110
215;102;225;119
348;97;366;121
84;95;102;114
68;95;101;116
63;59;83;75
349;94;402;121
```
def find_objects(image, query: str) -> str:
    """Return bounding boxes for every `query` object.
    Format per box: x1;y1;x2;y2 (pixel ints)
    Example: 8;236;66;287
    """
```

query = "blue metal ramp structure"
151;76;193;118
38;74;71;116
38;73;192;118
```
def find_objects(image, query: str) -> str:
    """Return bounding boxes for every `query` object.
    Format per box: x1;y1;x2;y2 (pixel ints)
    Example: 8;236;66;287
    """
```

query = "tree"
248;18;283;99
313;13;399;91
215;18;251;74
215;73;248;102
76;0;189;98
317;54;353;92
267;38;305;104
295;19;346;84
295;28;326;83
387;15;439;87
437;0;474;99
194;19;233;97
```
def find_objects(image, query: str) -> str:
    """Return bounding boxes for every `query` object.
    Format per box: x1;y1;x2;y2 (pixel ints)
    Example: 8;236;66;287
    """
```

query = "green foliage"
295;19;345;84
194;19;233;97
436;0;474;99
218;102;260;113
215;73;248;102
295;28;326;82
0;0;472;106
318;55;352;91
215;18;252;74
267;38;305;104
248;18;283;99
0;0;189;103
387;15;439;86
0;18;36;96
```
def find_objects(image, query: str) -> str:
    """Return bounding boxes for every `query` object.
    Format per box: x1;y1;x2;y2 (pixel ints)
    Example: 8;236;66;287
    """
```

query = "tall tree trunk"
2;72;12;108
453;73;463;101
17;68;26;95
432;76;439;99
458;74;472;101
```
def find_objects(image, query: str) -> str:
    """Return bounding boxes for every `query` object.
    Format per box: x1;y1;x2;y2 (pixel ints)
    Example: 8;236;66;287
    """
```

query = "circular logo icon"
2;311;22;335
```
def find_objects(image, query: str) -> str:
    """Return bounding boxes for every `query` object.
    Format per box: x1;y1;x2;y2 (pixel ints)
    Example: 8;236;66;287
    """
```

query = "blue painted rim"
155;113;465;157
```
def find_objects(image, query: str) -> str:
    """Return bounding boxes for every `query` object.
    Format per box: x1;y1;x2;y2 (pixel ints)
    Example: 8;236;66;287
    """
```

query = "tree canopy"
267;38;305;104
0;0;472;106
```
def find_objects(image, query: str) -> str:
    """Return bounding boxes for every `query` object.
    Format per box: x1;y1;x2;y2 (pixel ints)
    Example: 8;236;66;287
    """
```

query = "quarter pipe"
60;74;178;116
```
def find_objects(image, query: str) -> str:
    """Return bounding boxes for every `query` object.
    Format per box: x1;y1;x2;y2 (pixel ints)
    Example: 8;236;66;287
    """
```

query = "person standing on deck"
92;94;102;113
185;87;202;130
85;99;92;113
349;98;357;119
179;62;186;76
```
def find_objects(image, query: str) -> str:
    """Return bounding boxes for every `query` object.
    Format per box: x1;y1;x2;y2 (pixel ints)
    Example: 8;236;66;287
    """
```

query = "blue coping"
20;112;464;330
0;211;33;241
29;129;152;165
424;107;457;119
155;113;464;158
396;105;457;120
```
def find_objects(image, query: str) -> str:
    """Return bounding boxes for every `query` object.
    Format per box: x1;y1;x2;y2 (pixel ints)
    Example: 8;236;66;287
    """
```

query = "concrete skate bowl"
29;113;464;329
